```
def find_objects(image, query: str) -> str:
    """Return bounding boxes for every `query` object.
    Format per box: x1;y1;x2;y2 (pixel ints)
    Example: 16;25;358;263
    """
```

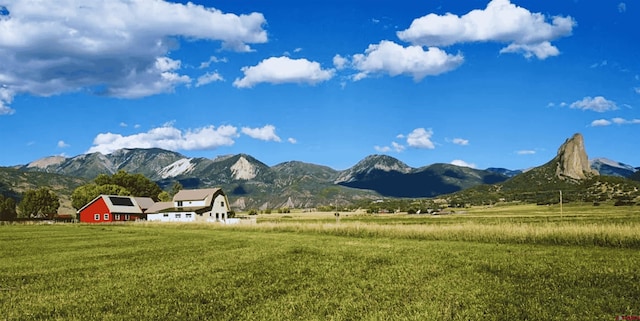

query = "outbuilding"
77;195;153;223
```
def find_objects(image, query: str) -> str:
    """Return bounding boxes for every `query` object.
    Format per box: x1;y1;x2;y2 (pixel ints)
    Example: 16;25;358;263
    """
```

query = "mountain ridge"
8;133;638;210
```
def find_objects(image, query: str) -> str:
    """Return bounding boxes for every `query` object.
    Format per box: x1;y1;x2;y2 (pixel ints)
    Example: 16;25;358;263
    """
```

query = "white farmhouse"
146;188;234;223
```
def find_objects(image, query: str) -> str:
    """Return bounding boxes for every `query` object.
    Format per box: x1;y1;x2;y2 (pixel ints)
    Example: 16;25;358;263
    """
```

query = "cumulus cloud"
570;96;618;112
233;57;334;88
57;140;70;148
397;0;575;59
287;137;297;144
333;55;348;70
87;123;239;154
0;0;267;113
351;41;463;81
241;125;281;142
451;160;476;168
406;128;435;149
196;72;224;87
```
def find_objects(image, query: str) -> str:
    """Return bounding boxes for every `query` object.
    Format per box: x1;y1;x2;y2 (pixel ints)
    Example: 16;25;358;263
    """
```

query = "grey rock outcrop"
555;133;598;180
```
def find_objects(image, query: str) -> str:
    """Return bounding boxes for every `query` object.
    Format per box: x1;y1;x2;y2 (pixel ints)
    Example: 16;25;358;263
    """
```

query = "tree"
95;170;162;200
170;181;183;197
18;187;60;219
71;184;130;210
0;195;17;221
158;191;171;202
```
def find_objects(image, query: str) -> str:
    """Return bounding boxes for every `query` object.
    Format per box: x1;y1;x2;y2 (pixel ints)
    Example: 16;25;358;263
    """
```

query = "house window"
114;214;121;221
103;213;109;220
177;201;183;207
163;213;169;217
221;201;225;207
175;214;181;218
94;214;100;221
125;215;130;220
186;214;192;218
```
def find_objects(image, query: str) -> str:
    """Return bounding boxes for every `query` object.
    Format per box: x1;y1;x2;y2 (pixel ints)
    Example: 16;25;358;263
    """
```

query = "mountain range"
4;133;638;211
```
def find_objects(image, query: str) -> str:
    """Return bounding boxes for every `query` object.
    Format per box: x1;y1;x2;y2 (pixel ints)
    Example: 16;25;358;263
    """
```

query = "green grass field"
1;204;639;320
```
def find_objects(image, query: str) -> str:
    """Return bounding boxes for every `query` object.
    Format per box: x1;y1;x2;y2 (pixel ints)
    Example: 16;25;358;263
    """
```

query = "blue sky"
0;0;638;170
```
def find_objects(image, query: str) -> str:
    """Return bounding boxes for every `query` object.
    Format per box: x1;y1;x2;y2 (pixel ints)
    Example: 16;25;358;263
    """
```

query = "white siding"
147;212;196;222
173;200;206;207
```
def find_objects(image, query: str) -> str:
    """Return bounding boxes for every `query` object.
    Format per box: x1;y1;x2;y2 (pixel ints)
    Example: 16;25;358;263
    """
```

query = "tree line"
0;170;178;221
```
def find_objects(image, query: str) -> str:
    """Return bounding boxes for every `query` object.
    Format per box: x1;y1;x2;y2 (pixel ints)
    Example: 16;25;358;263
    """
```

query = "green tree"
0;195;17;221
170;181;183;197
18;187;60;219
158;191;171;202
95;170;162;200
71;184;131;210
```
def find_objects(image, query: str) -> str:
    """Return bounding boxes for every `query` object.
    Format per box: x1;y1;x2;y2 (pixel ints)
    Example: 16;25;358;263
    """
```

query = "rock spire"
555;133;598;180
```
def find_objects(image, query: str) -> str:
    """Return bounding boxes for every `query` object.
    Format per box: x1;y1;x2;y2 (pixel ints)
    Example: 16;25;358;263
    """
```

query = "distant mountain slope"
335;155;508;198
446;133;640;205
10;134;637;210
0;166;89;213
590;158;637;177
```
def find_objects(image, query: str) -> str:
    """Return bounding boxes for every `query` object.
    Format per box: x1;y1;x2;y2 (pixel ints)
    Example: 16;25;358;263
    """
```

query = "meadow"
1;203;639;320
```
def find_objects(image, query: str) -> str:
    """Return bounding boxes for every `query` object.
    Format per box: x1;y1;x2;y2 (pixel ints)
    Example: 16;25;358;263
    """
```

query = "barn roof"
173;188;223;203
145;202;174;214
77;195;146;214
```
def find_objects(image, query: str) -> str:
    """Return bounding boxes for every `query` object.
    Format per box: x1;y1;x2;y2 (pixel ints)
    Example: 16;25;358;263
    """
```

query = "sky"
0;0;638;171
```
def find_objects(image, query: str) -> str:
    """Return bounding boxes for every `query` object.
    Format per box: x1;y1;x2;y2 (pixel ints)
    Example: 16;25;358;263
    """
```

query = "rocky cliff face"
555;133;598;180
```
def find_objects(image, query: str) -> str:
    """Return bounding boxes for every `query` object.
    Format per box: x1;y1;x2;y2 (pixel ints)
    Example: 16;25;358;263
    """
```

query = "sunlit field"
1;203;639;320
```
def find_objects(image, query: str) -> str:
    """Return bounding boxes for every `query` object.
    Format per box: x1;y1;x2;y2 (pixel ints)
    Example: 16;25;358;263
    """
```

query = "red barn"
77;195;154;223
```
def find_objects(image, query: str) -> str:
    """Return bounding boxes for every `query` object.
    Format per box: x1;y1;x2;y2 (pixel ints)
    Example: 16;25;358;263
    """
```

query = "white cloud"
590;119;612;127
233;57;334;88
241;125;281;142
374;141;405;153
87;124;239;154
517;150;536;155
351;41;463;81
57;140;70;148
452;138;469;146
119;122;128;127
0;87;15;115
634;87;640;94
0;104;14;115
397;0;575;59
406;128;435;149
333;54;348;70
570;96;618;112
499;41;559;60
196;72;224;87
199;56;228;69
374;145;391;152
591;118;640;127
0;0;267;112
287;137;297;144
451;159;476;168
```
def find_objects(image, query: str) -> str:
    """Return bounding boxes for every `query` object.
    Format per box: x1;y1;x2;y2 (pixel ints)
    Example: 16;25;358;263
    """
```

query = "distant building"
146;188;233;223
77;195;153;223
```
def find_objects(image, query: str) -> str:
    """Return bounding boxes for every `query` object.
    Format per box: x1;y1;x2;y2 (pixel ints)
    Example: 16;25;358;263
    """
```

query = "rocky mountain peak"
555;133;598;180
230;156;257;180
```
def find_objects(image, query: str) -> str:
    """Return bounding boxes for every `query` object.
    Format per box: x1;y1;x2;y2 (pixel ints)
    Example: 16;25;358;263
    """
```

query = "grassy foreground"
1;207;640;320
